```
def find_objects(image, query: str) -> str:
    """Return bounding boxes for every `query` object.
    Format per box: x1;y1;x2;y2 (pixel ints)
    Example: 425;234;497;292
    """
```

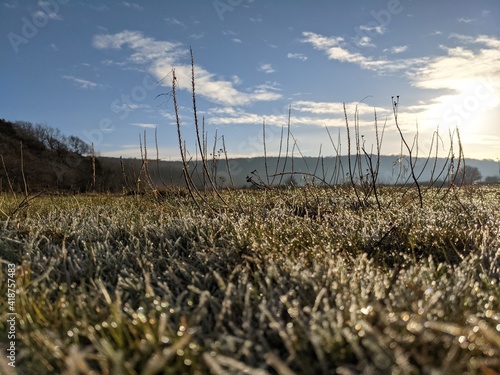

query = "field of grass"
0;186;499;374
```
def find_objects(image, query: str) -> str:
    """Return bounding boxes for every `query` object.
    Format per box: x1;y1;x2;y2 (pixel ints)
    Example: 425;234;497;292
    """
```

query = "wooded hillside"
0;118;98;192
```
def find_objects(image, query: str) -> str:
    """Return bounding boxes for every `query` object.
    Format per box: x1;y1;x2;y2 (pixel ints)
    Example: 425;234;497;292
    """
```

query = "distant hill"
1;118;498;193
100;154;499;191
221;155;499;187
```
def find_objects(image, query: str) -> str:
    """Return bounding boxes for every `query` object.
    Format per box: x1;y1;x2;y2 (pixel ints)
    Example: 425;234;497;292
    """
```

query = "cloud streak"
122;2;143;10
287;53;308;61
258;63;275;74
93;30;282;106
301;31;392;71
63;75;101;89
129;123;157;128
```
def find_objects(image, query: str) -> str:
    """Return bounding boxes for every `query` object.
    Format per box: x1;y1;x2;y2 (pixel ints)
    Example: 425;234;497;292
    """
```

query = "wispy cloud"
165;17;186;28
359;24;385;35
232;38;242;43
254;81;280;92
35;1;63;20
287;53;308;61
114;103;150;111
129;123;157;129
403;36;499;143
457;17;475;23
302;31;500;97
206;105;371;129
258;63;275;74
292;100;388;116
409;35;500;93
301;31;392;71
93;30;184;64
122;2;144;10
190;32;205;40
93;31;282;106
301;30;500;145
222;30;237;36
249;15;263;22
3;0;18;8
63;75;101;89
301;31;433;76
158;64;281;106
385;45;408;54
355;36;375;48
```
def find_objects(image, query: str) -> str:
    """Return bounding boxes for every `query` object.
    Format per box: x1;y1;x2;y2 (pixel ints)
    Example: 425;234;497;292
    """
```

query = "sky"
1;0;499;161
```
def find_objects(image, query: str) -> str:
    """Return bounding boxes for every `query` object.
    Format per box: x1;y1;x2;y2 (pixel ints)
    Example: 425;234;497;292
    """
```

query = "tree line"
0;118;97;192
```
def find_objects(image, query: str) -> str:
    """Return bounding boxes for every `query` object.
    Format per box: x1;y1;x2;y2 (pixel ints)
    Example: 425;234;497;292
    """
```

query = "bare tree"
456;165;482;185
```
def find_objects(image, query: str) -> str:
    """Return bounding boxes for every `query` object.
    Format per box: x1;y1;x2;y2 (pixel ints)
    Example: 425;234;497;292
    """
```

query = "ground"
0;186;499;374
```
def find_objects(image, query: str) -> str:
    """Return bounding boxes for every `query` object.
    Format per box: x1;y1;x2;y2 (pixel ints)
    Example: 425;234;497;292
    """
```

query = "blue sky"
1;0;499;161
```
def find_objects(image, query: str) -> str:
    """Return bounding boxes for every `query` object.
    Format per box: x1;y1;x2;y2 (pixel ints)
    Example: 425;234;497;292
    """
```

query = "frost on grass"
0;187;499;374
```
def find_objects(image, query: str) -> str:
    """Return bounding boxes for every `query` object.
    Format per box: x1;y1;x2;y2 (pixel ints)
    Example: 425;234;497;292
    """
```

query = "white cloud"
93;30;281;106
34;1;63;20
208;107;240;116
206;99;389;128
355;36;375;48
206;107;327;127
301;32;500;88
122;2;143;10
129;123;157;129
154;63;281;106
300;31;443;75
457;17;475;23
385;45;408;54
287;53;308;61
63;75;101;89
359;24;385;35
206;105;374;129
249;15;263;22
409;36;500;94
92;30;184;64
115;103;150;111
232;75;242;85
301;31;391;71
258;63;275;74
165;17;186;28
190;32;205;40
232;38;242;43
400;35;500;152
3;1;18;8
301;30;500;157
254;81;280;92
292;100;388;117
